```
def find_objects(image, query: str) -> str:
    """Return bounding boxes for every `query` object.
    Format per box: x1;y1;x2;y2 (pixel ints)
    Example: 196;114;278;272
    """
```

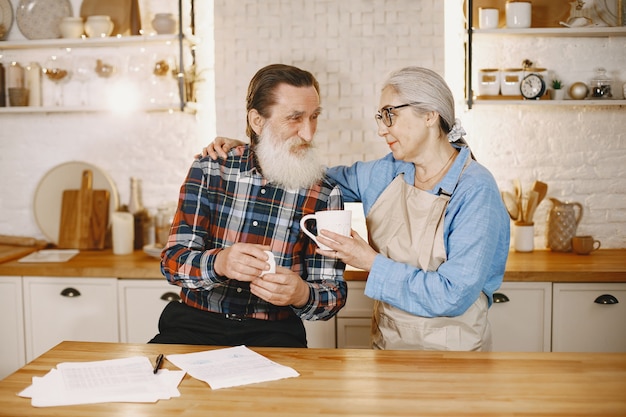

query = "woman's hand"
316;229;377;272
201;137;246;159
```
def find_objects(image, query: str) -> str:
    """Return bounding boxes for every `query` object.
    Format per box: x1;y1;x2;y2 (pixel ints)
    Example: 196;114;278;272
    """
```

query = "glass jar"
590;68;612;98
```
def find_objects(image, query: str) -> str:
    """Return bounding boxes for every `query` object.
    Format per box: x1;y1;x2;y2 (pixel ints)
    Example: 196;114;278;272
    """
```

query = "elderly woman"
206;67;510;351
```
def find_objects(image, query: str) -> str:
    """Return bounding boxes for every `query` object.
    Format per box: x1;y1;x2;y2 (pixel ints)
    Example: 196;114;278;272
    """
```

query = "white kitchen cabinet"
23;276;119;362
336;281;375;349
0;276;25;379
552;283;626;352
118;279;180;344
303;319;336;349
489;282;552;352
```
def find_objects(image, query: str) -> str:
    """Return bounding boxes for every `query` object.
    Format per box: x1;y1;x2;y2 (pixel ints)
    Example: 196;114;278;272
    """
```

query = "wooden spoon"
501;191;519;221
525;190;539;225
532;180;548;206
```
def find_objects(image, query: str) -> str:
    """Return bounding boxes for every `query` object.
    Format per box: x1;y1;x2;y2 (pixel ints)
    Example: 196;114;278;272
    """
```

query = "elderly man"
149;64;347;348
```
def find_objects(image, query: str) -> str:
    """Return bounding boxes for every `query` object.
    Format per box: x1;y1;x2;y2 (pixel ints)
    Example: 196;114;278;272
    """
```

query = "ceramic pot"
151;13;177;35
85;15;114;38
60;17;84;38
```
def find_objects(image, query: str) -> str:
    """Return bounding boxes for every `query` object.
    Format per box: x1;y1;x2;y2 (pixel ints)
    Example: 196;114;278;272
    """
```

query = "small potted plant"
550;78;565;100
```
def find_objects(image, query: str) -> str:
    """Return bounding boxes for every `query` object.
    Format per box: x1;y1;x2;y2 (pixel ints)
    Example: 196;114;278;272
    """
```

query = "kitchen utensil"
524;190;539;225
0;234;48;247
501;191;519;221
546;198;583;252
58;170;110;250
0;244;38;264
34;161;119;245
80;0;134;36
513;179;522;221
531;180;548;206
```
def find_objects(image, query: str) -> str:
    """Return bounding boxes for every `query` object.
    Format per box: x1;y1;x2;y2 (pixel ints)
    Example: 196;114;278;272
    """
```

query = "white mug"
479;8;499;29
300;210;352;250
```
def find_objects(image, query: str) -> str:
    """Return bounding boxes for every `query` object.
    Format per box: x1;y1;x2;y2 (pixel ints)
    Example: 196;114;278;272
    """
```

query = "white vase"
152;13;177;35
85;15;114;38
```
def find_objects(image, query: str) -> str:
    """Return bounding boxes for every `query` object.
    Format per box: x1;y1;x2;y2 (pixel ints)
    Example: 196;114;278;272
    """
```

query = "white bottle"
24;63;42;106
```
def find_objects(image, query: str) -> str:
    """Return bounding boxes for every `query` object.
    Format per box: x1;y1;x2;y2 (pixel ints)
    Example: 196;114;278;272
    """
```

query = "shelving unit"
465;0;626;109
0;0;196;113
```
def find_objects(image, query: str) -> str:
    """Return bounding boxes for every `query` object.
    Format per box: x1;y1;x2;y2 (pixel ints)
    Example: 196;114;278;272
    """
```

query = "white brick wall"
1;0;624;248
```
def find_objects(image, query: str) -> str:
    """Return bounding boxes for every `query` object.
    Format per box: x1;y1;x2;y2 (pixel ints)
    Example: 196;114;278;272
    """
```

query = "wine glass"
73;56;93;106
43;56;72;106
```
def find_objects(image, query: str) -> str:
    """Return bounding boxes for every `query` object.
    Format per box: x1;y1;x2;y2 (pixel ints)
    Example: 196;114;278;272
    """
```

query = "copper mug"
571;236;601;255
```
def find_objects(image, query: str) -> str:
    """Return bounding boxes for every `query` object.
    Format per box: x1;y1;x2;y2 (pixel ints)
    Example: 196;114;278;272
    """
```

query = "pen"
153;353;164;374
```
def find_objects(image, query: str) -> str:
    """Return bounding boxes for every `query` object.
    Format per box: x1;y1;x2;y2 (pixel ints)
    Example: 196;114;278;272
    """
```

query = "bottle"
24;63;42;107
128;177;151;249
0;63;5;107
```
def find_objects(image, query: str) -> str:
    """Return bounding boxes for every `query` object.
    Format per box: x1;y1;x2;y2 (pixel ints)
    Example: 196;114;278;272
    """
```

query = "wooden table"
1;341;625;416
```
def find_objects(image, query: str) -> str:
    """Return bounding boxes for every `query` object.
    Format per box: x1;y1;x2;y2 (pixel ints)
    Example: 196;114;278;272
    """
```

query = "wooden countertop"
1;341;625;416
0;248;624;282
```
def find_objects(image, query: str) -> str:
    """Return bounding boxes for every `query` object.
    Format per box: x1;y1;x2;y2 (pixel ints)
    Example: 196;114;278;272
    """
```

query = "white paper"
18;356;184;407
166;345;299;389
18;249;79;263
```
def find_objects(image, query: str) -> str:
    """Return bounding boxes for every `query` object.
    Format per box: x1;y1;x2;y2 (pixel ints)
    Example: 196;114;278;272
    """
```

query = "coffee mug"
571;236;601;255
300;210;352;250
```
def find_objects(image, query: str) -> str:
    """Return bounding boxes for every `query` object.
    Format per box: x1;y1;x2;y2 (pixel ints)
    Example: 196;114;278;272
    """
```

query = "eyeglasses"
375;102;421;127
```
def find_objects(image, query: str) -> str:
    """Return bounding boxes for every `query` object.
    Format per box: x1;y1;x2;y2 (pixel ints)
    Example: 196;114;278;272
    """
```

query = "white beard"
254;125;325;190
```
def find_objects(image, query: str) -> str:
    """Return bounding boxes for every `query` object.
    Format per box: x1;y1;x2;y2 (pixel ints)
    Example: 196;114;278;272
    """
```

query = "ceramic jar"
59;17;84;38
506;1;532;28
546;198;583;252
151;13;177;35
85;15;114;38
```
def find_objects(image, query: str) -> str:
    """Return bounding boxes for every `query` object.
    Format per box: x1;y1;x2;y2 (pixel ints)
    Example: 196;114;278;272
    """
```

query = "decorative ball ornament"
569;82;589;100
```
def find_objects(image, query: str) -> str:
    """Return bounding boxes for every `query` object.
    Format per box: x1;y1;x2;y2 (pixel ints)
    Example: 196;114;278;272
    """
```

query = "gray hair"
381;67;455;134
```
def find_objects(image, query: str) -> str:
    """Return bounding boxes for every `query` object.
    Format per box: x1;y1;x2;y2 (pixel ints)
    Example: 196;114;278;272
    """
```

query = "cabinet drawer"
336;318;372;349
552;283;626;352
23;277;119;361
489;282;552;352
118;279;180;343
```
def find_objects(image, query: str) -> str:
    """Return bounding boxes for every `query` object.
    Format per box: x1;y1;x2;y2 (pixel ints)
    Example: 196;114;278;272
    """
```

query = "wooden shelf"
472;99;626;106
0;34;185;50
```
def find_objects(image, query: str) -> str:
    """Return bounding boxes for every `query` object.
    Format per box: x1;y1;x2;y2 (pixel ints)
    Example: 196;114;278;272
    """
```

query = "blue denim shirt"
326;145;510;317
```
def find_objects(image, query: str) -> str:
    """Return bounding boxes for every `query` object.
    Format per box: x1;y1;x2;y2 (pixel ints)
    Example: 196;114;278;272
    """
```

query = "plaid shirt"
161;145;347;321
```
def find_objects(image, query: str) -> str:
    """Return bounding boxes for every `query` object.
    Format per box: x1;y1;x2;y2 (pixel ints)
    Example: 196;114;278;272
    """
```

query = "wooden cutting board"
58;170;110;250
80;0;142;36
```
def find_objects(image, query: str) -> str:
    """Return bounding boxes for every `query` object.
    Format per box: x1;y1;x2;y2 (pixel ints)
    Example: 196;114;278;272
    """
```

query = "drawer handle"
493;292;510;303
594;294;619;305
60;287;81;297
160;292;181;302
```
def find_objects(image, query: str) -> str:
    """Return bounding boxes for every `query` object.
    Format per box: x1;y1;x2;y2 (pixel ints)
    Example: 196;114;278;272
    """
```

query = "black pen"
153;353;164;374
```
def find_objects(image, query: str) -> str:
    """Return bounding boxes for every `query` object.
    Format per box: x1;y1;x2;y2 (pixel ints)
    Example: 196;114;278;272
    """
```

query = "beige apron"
367;173;492;351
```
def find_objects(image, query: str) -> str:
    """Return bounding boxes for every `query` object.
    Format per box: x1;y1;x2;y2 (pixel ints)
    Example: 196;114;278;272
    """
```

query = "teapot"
546;198;583;252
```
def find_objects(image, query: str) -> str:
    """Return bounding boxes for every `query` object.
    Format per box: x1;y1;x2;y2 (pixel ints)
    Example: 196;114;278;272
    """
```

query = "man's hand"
202;137;246;159
251;266;310;308
214;243;272;282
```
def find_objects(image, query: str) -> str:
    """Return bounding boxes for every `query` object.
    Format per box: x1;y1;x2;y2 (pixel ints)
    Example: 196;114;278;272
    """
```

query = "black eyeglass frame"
375;102;422;127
